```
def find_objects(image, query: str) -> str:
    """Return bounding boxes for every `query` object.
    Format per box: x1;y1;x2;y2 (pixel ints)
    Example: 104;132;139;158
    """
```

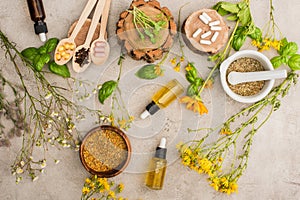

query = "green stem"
198;21;240;95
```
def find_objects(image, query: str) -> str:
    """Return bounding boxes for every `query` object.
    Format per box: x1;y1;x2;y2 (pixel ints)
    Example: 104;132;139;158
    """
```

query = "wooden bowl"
79;125;131;178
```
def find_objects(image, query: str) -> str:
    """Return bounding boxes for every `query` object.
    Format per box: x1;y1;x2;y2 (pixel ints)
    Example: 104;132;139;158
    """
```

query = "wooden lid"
123;5;170;51
184;9;229;54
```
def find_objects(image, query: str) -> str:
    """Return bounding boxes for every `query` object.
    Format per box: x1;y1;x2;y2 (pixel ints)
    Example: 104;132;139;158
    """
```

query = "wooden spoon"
90;0;112;65
72;0;106;73
54;0;97;65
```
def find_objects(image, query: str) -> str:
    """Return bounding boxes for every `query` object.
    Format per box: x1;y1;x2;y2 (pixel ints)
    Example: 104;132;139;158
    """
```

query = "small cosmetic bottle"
145;138;167;190
140;79;184;119
26;0;48;42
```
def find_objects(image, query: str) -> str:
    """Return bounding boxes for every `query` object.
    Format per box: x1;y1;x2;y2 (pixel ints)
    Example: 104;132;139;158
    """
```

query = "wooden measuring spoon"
72;0;106;73
54;0;97;65
90;0;112;65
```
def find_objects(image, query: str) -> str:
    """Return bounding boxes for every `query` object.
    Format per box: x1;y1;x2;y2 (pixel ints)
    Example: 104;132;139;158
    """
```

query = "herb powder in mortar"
82;129;128;172
226;57;265;96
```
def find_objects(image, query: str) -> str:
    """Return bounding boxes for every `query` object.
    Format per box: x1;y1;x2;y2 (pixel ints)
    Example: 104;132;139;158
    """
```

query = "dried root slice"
116;0;176;63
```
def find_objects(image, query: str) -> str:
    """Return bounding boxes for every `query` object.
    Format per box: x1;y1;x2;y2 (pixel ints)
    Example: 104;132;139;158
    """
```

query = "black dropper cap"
154;138;167;159
34;21;48;35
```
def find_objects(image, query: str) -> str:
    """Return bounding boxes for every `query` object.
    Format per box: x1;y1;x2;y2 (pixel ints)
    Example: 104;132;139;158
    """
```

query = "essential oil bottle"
26;0;48;42
140;79;184;119
145;138;167;190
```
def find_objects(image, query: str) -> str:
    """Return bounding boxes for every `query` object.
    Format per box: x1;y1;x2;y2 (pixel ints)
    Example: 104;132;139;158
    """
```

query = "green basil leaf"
49;62;71;78
194;77;203;87
135;64;160;80
248;27;262;42
38;46;47;54
221;2;240;13
98;80;118;104
232;26;247;51
187;85;197;96
278;38;288;55
238;7;251;26
21;47;38;61
270;56;285;69
288;54;300;71
227;15;238;21
186;73;195;84
238;1;247;9
34;54;50;71
44;38;59;53
281;42;298;56
213;2;229;16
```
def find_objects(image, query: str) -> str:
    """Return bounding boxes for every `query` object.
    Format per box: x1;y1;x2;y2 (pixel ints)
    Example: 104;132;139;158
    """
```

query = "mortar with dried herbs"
220;50;275;103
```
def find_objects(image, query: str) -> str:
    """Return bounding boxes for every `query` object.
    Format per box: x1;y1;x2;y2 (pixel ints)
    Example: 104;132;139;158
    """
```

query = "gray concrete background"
1;0;300;199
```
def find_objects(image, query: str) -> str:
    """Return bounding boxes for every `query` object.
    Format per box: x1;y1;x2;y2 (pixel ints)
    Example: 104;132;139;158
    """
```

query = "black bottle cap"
146;101;160;115
155;147;167;159
34;20;48;34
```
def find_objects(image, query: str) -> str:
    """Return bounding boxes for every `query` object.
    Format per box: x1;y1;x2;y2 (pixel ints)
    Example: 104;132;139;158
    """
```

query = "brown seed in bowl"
226;57;265;96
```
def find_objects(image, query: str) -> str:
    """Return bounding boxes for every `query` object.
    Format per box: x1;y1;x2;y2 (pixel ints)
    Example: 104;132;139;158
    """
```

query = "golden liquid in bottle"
152;79;184;108
145;157;167;190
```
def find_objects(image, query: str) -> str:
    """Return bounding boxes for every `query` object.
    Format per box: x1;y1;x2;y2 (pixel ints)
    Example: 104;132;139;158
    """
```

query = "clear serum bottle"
26;0;48;42
145;138;167;190
140;79;184;119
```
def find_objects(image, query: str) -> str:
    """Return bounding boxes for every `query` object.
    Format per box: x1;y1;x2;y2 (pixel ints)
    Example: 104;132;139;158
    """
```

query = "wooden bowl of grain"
79;125;131;177
220;50;275;103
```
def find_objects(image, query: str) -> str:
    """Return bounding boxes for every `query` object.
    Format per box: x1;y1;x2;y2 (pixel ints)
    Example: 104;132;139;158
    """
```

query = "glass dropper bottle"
26;0;48;42
140;79;184;119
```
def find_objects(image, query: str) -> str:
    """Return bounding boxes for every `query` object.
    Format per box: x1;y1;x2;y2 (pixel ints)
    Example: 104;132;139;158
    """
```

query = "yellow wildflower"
185;63;193;71
154;65;163;76
82;187;90;195
85;178;91;184
170;57;177;65
118;119;127;129
118;198;124;200
118;183;124;193
204;79;214;89
108;191;116;198
220;127;232;135
173;63;181;72
263;38;272;47
251;39;261;48
180;56;185;62
180;96;208;115
129;116;134;122
271;39;281;50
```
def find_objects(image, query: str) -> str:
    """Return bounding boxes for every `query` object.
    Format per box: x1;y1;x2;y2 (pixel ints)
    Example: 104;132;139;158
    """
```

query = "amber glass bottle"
26;0;48;42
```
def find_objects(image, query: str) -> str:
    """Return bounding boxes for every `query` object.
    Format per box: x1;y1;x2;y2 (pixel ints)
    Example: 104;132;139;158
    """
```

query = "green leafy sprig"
271;39;300;70
0;30;104;183
129;6;167;44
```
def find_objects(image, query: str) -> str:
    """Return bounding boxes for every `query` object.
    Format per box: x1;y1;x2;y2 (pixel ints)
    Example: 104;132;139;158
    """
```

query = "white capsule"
200;40;212;45
192;28;202;38
201;31;212;39
199;15;209;24
202;12;212;22
210;26;222;31
211;32;220;42
209;20;220;26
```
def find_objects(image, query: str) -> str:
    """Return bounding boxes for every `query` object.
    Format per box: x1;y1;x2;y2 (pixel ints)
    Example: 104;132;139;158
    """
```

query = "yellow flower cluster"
180;96;208;115
170;56;185;72
178;144;238;195
118;116;134;130
252;38;282;52
209;176;238;194
81;176;127;200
